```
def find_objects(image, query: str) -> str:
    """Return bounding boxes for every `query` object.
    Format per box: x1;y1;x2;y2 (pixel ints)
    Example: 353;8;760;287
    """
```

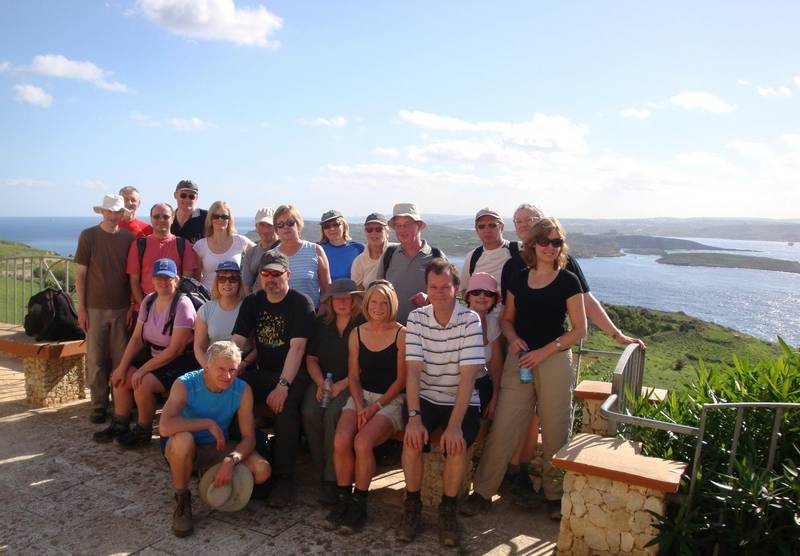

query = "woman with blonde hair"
192;200;254;290
350;213;392;289
325;280;406;534
270;204;331;308
318;210;364;282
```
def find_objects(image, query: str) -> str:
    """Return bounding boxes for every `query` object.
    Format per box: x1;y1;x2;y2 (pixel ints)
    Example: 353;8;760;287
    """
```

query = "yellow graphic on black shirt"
257;312;286;348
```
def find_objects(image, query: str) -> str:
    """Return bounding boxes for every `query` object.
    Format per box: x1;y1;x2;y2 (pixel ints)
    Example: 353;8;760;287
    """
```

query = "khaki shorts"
343;390;405;432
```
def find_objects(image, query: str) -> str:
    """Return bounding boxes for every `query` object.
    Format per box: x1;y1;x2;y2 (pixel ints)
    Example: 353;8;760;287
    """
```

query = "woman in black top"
502;217;586;508
325;280;406;534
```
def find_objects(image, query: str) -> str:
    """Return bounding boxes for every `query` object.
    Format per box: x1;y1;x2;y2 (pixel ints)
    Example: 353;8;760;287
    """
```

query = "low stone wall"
580;397;608;435
22;353;85;407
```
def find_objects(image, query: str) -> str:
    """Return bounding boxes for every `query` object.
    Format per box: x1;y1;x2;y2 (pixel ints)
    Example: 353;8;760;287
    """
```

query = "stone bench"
0;324;86;407
574;380;668;435
552;433;686;556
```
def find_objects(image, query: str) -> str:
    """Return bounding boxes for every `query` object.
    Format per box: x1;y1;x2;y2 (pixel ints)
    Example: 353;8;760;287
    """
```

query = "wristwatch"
277;377;290;387
226;452;241;465
554;337;562;351
408;409;420;418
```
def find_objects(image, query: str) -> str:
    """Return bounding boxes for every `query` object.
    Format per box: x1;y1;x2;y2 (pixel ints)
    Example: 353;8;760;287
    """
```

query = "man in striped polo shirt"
397;258;485;547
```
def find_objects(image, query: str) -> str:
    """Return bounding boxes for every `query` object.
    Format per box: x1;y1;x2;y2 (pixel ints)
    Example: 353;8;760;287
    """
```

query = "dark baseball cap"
175;179;198;192
260;251;289;272
364;212;388;226
216;261;241;273
320;209;343;224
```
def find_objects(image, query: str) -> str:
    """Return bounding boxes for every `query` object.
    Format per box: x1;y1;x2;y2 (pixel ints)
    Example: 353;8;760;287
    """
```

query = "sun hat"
259;251;289;272
175;179;198;192
322;278;363;301
216;261;241;273
475;208;502;223
92;194;130;215
254;208;274;226
388;203;425;230
320;209;343;224
364;213;388;226
466;272;499;294
152;258;178;278
198;463;254;512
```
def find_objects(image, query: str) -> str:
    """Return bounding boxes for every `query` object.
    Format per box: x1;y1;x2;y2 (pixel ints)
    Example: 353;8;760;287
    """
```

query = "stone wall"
22;353;85;407
580;398;609;435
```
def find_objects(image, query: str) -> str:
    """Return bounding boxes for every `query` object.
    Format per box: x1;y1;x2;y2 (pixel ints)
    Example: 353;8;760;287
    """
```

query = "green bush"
623;339;800;555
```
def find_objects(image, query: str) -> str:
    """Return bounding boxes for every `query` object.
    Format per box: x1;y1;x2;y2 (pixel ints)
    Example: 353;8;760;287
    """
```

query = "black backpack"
468;240;520;275
24;288;86;342
382;244;444;276
142;277;210;335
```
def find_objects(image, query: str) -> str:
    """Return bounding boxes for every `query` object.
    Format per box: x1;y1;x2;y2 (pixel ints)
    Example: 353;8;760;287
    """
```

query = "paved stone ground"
0;360;557;555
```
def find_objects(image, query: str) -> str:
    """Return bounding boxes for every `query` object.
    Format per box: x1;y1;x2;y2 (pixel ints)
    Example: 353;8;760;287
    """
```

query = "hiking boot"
438;501;461;547
459;491;491;516
511;470;542;509
339;495;367;535
89;407;107;424
395;496;422;543
267;476;295;509
546;498;562;521
322;491;350;531
93;418;129;443
318;480;338;506
116;423;153;448
172;490;193;537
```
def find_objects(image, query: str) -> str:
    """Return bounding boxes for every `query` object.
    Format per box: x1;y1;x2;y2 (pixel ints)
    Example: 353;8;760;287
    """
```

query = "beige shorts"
344;390;405;432
194;440;238;476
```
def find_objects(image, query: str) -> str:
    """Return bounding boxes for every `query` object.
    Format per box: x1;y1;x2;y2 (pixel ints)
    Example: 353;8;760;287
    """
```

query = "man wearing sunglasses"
459;207;516;297
171;179;207;244
231;251;315;508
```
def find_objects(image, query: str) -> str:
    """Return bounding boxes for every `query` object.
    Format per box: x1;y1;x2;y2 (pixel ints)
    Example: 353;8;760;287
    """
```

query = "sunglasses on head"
468;289;497;298
275;219;296;229
211;213;230;221
476;222;499;230
179;192;197;200
535;237;564;248
260;269;286;277
364;225;384;233
322;220;342;230
151;214;171;220
217;275;240;284
368;279;395;289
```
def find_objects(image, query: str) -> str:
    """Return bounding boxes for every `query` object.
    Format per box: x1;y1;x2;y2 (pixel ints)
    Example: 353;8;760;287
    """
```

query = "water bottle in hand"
320;373;334;408
518;351;533;384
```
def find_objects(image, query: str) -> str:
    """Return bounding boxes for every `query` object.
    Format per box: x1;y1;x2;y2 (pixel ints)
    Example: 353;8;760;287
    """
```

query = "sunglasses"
476;222;499;230
179;192;197;200
468;289;498;298
535;237;564;248
513;217;538;224
368;279;395;289
151;214;171;221
274;219;297;229
364;226;385;233
217;275;240;284
322;220;342;230
211;213;230;221
260;269;286;277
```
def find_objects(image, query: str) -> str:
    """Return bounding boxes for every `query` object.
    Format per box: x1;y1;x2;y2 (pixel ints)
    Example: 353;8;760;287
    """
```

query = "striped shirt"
272;240;321;308
406;302;485;406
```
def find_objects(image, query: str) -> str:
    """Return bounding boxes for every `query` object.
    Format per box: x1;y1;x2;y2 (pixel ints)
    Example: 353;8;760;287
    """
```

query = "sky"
1;0;799;220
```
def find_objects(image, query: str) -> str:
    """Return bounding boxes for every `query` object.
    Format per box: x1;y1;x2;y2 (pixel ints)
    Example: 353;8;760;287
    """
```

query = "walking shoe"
116;423;153;448
438;501;461;547
89;407;107;424
322;491;350;531
318;480;339;506
459;491;491;516
339;495;367;535
93;418;129;443
395;496;422;543
172;491;193;537
511;470;542;509
267;475;295;508
546;498;562;521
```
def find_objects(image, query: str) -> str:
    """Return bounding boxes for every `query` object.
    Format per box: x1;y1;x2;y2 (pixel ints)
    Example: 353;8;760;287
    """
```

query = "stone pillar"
23;354;86;407
580;398;609;435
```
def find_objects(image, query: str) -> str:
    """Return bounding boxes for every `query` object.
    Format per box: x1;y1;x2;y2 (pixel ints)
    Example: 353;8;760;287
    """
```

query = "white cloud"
166;116;210;130
781;133;800;151
670;91;737;113
0;177;50;187
736;79;751;86
29;54;127;92
620;107;651;119
398;110;489;131
727;141;774;159
795;75;800;88
373;147;399;157
297;116;347;128
756;85;792;97
0;62;10;73
138;0;283;47
14;84;53;107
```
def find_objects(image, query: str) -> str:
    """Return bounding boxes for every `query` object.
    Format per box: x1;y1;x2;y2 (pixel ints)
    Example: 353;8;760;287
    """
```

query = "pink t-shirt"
139;294;196;355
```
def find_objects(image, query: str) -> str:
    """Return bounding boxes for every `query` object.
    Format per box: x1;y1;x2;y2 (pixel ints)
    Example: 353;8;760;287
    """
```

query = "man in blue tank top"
159;341;271;538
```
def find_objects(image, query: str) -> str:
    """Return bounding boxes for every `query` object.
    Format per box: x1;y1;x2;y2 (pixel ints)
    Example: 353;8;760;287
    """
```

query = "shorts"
160;435;238;476
402;398;481;451
475;375;493;414
343;390;405;432
132;348;199;391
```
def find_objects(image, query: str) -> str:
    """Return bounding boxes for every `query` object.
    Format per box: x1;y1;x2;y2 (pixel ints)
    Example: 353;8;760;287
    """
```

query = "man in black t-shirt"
232;251;315;508
170;179;207;243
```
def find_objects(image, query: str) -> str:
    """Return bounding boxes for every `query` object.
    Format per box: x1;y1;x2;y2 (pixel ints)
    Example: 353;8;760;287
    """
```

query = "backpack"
382;244;444;276
24;288;86;342
136;236;186;275
468;240;520;275
142;277;210;336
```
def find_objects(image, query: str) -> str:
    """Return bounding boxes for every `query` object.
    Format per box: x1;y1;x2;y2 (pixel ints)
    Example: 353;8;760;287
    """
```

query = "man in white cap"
459;207;516;296
75;194;135;424
171;179;207;243
159;341;271;537
117;185;152;239
241;207;280;292
374;203;445;324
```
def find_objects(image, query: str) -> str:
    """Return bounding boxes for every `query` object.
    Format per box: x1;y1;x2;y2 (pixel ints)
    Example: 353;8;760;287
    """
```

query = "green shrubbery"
622;340;800;555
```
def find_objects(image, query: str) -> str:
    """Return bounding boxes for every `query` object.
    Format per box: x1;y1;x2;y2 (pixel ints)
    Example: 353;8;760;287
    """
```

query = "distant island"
656;253;800;274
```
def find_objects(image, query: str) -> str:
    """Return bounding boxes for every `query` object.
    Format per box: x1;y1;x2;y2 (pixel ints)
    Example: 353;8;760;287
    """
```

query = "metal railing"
1;256;75;324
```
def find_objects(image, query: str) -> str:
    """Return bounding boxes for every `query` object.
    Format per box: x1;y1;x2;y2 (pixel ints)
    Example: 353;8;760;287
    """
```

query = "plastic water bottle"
518;351;533;384
320;373;333;408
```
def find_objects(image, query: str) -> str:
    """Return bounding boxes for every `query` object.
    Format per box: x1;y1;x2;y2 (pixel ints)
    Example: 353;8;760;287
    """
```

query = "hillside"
657;253;800;274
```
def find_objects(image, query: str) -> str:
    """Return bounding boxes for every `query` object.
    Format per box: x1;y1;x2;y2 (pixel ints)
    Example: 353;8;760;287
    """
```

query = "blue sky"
1;0;799;219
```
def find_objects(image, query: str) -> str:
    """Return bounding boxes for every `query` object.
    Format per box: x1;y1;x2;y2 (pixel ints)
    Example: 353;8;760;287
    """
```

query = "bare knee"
353;433;375;456
247;456;271;484
166;432;195;462
334;430;354;454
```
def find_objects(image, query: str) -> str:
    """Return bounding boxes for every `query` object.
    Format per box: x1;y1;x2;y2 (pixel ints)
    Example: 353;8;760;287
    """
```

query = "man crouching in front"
159;340;271;537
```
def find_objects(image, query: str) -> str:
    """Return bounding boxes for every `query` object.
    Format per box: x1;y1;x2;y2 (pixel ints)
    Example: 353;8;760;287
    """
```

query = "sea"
1;217;798;345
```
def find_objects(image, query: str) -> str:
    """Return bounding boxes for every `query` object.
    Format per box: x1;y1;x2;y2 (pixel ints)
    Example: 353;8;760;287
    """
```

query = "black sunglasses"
211;213;230;221
275;219;297;229
179;192;197;200
468;289;497;298
535;237;564;248
476;223;499;230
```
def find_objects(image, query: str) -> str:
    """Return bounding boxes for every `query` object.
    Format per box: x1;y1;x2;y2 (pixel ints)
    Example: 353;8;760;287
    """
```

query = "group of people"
75;180;642;545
